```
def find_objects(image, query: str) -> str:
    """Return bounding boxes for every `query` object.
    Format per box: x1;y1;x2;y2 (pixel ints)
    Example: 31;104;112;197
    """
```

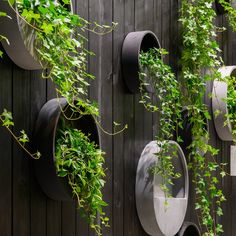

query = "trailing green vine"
139;48;182;201
180;0;226;235
0;109;41;159
15;0;116;117
0;1;123;234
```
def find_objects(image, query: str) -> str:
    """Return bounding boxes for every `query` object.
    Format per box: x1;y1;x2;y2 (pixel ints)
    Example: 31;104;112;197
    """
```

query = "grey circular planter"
212;66;236;141
136;140;189;236
122;31;161;93
175;222;200;236
0;1;73;70
33;98;100;201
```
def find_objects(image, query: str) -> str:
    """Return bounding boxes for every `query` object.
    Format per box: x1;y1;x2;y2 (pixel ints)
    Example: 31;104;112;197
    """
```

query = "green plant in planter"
139;48;182;200
180;0;226;235
55;118;108;235
14;0;116;116
222;75;236;134
0;0;122;234
0;11;10;58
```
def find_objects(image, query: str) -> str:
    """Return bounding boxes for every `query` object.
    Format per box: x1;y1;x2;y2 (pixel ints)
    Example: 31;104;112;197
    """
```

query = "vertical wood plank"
46;64;62;236
12;65;31;236
113;0;125;235
134;0;153;235
89;0;113;235
123;0;135;236
0;48;12;236
30;70;47;236
75;1;90;235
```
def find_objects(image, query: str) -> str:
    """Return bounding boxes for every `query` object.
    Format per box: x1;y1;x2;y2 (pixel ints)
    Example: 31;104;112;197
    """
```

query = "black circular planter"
33;98;100;201
177;108;209;155
175;222;201;236
0;1;73;70
121;31;161;93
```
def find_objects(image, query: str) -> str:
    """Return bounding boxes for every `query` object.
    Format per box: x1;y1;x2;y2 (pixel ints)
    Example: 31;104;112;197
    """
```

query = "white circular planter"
0;1;73;70
212;66;236;141
136;141;189;236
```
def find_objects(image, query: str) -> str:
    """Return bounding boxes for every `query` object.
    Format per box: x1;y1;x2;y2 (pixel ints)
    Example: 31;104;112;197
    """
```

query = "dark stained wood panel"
0;47;12;236
0;0;235;235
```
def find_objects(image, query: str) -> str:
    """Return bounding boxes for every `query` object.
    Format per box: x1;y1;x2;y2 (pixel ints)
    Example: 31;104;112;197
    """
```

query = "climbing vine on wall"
180;0;226;235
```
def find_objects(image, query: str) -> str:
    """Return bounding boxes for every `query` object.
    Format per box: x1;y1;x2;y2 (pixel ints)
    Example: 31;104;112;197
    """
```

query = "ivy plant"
14;0;117;116
226;76;236;134
139;48;182;201
139;1;229;235
0;0;121;234
55;118;108;235
180;0;226;235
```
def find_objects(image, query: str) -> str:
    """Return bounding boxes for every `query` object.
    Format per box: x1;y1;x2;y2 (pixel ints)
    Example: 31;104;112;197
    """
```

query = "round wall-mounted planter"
178;107;209;154
212;66;236;141
175;222;200;236
122;30;161;93
33;98;100;201
0;1;73;70
136;140;189;236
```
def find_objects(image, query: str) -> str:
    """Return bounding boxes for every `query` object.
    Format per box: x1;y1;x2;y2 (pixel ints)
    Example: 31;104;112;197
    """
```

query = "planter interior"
0;0;73;70
136;140;189;236
175;222;200;236
177;108;209;154
212;66;236;141
215;0;230;15
34;98;99;201
122;30;161;93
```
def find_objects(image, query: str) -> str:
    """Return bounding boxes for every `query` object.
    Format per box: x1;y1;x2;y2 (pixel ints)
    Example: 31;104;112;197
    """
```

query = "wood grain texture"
0;47;12;236
0;0;235;235
12;65;31;236
88;0;113;235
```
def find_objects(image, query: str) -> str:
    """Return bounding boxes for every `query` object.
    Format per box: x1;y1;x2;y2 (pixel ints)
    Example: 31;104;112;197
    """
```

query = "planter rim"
212;66;236;141
176;221;201;236
136;140;189;236
122;30;161;93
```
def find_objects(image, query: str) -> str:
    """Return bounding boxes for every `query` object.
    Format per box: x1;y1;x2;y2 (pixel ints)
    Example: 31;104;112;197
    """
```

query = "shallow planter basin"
212;66;236;141
33;98;100;201
122;30;161;93
175;222;200;236
136;140;189;236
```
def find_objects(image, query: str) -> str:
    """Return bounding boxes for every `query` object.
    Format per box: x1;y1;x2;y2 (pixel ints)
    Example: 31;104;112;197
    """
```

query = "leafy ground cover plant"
55;118;108;235
139;48;182;201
